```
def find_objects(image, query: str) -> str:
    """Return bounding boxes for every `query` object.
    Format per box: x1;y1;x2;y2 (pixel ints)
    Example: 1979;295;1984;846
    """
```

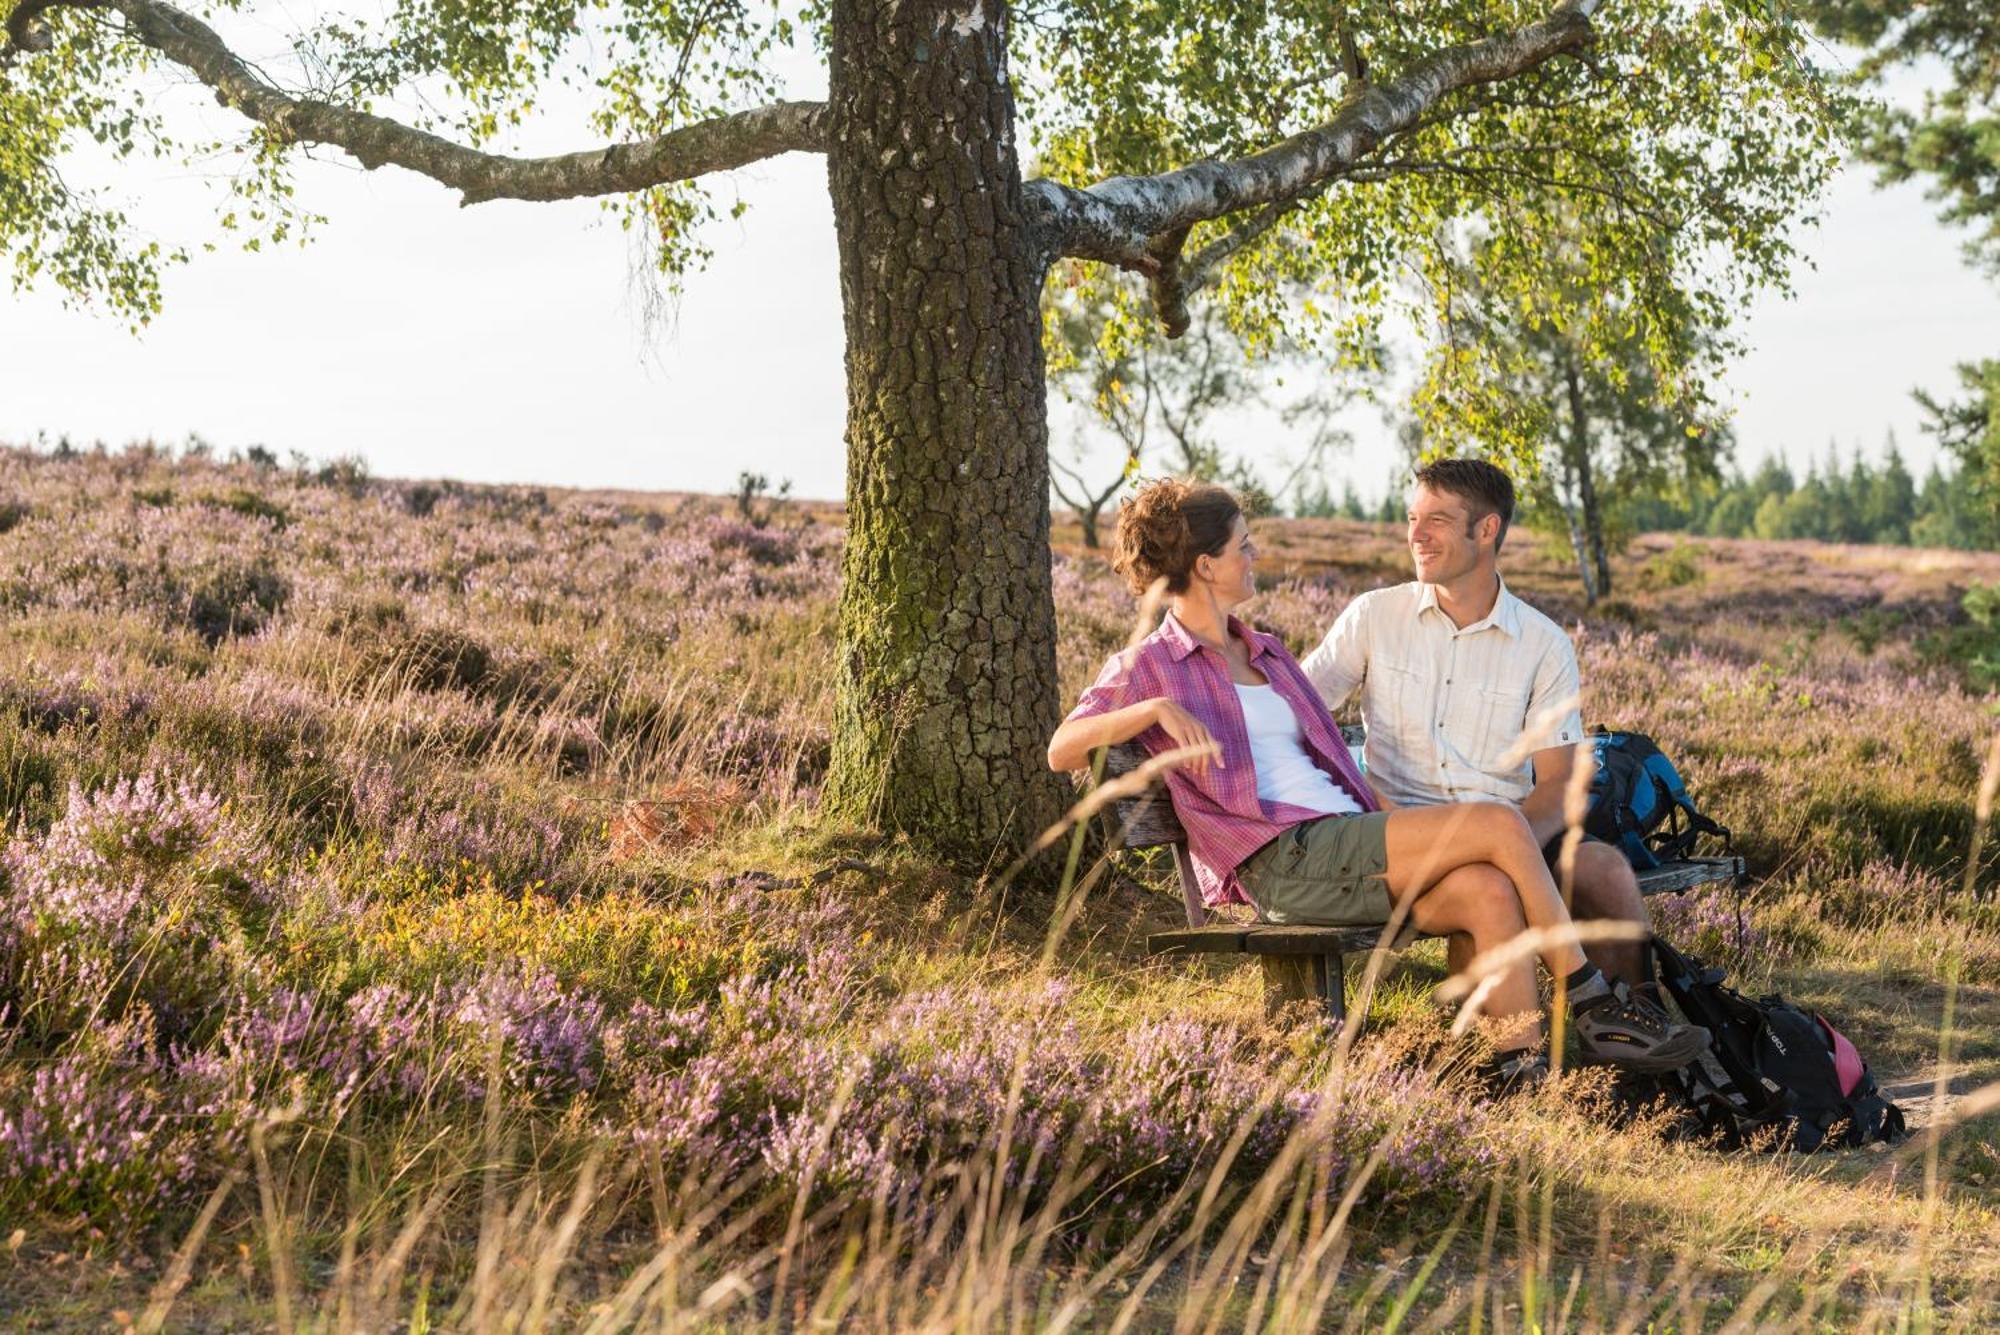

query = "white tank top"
1233;682;1362;816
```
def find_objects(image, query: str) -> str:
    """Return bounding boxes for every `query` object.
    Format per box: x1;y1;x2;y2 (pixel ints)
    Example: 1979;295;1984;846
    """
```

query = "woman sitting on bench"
1046;479;1707;1089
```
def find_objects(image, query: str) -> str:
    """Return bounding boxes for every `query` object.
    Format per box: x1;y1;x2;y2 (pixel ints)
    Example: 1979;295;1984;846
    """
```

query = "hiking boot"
1572;981;1711;1074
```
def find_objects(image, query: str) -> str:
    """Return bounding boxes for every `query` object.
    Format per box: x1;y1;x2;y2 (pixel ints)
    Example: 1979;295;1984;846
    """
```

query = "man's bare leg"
1404;863;1537;1050
1564;841;1649;987
1380;802;1592;981
1376;807;1707;1074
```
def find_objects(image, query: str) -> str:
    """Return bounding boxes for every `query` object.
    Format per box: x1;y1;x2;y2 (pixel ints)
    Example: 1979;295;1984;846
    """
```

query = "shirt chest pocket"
1369;660;1431;749
1469;683;1533;769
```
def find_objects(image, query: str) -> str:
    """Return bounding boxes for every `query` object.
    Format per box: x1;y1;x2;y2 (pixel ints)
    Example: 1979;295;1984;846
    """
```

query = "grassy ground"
0;445;1996;1330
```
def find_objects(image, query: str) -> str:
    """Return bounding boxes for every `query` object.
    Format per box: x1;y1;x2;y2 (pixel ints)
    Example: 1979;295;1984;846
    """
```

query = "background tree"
1916;360;2000;546
1407;230;1731;602
1809;0;2000;545
1045;272;1372;542
1044;281;1148;549
3;0;1842;862
1605;436;1998;550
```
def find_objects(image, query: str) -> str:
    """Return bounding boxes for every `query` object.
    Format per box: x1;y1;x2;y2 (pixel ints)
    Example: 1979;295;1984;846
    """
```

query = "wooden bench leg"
1262;952;1348;1026
1323;953;1348;1027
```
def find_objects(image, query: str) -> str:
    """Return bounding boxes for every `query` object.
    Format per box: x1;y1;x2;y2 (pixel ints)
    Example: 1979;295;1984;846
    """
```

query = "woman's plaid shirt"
1064;611;1378;908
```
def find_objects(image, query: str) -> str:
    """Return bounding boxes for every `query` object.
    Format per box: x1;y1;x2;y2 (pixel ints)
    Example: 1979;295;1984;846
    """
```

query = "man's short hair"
1413;458;1515;551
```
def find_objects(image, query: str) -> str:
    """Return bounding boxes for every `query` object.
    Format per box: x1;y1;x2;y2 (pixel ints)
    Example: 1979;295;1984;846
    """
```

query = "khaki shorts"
1237;811;1395;927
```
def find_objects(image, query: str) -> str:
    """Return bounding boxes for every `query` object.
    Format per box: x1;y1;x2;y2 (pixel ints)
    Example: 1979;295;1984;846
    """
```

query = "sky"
4;51;2000;505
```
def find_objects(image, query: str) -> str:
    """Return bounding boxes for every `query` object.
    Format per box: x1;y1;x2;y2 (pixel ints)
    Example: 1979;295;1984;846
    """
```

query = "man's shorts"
1237;812;1395;927
1541;829;1606;871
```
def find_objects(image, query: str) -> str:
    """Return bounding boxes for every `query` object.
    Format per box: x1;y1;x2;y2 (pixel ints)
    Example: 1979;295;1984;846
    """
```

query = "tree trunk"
1077;507;1101;549
1555;443;1598;605
822;0;1068;864
1562;355;1613;600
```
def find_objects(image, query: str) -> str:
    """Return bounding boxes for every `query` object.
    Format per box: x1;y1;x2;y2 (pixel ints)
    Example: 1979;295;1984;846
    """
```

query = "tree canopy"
1809;0;2000;274
8;0;1842;368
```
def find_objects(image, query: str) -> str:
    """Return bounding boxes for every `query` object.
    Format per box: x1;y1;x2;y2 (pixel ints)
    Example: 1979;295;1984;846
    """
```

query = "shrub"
178;558;289;644
201;488;290;529
0;772;271;1048
1640;541;1706;589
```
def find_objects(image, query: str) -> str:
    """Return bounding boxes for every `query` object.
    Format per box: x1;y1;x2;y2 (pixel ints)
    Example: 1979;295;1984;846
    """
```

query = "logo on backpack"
1583;729;1732;870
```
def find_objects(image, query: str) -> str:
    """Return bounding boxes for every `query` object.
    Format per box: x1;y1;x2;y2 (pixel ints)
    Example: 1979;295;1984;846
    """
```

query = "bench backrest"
1100;742;1187;849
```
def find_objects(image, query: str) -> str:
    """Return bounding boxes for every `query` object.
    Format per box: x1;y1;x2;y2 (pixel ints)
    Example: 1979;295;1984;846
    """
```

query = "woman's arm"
1047;698;1223;777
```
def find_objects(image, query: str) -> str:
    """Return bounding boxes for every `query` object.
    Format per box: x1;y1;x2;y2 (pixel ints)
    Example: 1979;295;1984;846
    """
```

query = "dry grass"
0;447;1996;1329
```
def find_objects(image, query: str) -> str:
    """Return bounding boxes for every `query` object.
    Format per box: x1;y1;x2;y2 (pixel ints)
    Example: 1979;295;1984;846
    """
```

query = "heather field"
2;443;1999;1330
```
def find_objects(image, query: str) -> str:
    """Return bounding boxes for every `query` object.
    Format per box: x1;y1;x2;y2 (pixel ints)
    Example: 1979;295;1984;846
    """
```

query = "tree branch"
4;0;96;53
1025;0;1603;296
1144;225;1194;338
1335;3;1368;92
2;0;827;203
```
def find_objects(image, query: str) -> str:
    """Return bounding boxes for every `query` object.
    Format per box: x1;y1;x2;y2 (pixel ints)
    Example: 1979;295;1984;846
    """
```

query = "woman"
1047;480;1706;1087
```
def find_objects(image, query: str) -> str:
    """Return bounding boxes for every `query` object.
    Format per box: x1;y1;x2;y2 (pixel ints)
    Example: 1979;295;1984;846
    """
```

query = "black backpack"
1647;935;1907;1152
1584;730;1732;869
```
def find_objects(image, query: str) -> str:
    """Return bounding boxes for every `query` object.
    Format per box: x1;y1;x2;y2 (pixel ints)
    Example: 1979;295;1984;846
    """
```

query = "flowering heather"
1;771;270;1044
0;1018;209;1211
1649;887;1768;963
448;968;607;1098
3;445;1998;1318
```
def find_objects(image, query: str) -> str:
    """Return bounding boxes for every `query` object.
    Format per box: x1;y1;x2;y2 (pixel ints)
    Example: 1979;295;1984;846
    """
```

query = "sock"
1478;1047;1546;1092
1564;962;1613;1013
1482;1047;1543;1078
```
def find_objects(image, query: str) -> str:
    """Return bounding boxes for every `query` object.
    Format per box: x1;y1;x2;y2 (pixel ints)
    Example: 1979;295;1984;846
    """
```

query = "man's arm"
1518;629;1588;844
1520;743;1578;845
1300;595;1369;710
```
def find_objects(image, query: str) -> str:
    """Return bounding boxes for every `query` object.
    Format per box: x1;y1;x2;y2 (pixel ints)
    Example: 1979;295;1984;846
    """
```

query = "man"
1301;458;1652;987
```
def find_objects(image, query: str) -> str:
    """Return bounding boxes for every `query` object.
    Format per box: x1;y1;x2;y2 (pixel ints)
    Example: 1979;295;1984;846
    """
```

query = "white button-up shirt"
1300;579;1584;809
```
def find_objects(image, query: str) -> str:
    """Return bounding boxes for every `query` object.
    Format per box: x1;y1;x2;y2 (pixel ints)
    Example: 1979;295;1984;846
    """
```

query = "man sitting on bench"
1047;477;1708;1090
1301;459;1650;988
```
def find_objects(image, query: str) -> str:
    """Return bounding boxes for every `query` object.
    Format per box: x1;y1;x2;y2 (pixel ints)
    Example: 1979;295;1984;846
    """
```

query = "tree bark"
1562;353;1612;600
822;0;1068;863
1555;436;1598;604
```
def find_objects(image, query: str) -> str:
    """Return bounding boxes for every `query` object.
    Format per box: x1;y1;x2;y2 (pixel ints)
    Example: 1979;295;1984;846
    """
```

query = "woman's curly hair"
1110;479;1242;596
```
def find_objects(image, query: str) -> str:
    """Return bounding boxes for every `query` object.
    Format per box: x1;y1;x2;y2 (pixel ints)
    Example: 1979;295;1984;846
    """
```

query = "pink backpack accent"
1816;1016;1864;1098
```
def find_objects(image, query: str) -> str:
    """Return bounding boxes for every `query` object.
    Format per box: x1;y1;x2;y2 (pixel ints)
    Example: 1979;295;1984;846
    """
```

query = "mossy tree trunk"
822;0;1069;864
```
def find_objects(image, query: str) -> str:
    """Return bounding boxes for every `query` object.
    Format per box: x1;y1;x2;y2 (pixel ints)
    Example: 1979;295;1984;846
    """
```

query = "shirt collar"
1414;577;1521;638
1161;610;1274;661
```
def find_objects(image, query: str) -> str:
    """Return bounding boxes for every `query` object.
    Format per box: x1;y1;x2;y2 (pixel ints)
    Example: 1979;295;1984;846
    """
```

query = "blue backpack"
1583;730;1731;869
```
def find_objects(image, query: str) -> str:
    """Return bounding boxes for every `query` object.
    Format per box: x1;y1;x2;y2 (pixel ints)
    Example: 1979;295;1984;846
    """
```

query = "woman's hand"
1151;699;1224;778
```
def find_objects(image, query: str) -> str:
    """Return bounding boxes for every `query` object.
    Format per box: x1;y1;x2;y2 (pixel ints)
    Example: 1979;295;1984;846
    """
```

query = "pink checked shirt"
1065;611;1379;908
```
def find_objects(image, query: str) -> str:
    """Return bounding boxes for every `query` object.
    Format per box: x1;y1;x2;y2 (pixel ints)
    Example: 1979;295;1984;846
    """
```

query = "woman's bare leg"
1406;862;1539;1051
1379;802;1591;981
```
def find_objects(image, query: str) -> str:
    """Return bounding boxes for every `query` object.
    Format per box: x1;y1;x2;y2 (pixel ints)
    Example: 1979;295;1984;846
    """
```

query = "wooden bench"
1101;738;1745;1025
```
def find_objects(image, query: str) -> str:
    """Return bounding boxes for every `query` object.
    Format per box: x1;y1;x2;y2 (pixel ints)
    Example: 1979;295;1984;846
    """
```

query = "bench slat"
1633;855;1745;895
1147;925;1386;957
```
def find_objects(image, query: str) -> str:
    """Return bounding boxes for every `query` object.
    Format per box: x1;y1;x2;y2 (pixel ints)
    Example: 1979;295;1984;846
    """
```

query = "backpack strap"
1648;791;1733;862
